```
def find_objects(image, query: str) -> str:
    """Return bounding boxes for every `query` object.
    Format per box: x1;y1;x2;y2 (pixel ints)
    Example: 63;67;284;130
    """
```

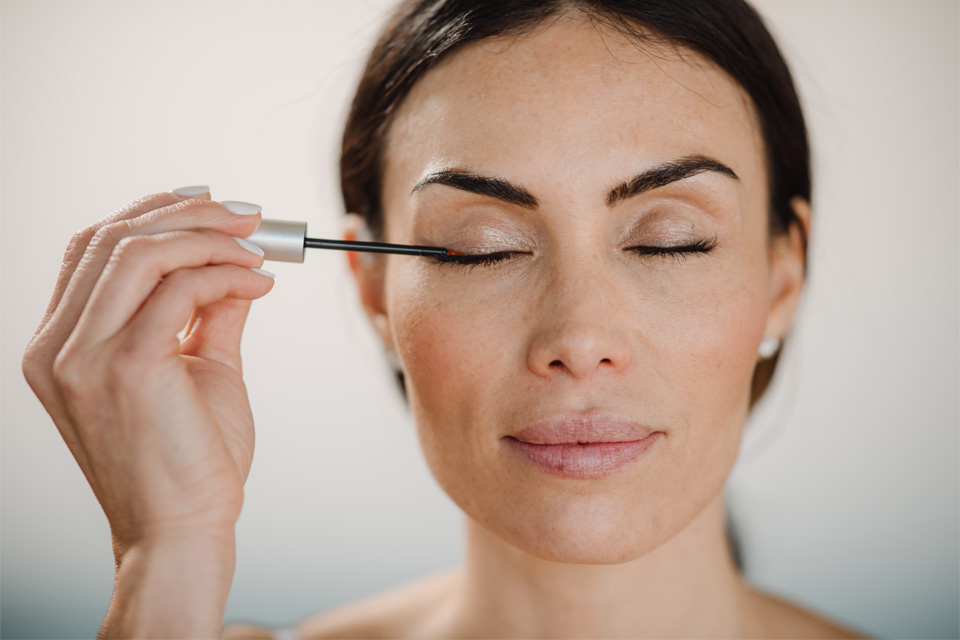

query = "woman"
22;0;866;637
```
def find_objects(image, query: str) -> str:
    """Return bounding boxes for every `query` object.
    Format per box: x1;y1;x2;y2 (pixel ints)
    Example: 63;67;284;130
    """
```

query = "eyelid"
615;200;722;245
415;219;536;251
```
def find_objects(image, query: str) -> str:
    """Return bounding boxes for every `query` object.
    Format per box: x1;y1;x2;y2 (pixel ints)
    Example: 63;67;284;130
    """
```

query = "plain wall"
1;1;957;638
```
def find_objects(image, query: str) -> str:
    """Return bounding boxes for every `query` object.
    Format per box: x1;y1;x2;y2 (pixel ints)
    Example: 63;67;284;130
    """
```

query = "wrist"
100;530;237;639
110;521;238;568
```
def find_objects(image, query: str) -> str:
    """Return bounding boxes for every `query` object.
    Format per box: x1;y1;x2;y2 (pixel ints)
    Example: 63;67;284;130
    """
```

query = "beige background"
1;1;957;638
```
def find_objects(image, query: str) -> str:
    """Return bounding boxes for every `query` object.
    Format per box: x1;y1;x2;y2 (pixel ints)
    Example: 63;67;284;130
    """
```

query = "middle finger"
46;198;262;354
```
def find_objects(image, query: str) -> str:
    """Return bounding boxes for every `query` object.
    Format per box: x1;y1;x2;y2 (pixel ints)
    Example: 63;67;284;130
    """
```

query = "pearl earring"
758;336;781;359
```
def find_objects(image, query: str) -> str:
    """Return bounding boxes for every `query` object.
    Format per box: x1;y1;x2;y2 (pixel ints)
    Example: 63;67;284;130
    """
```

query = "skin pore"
291;11;858;640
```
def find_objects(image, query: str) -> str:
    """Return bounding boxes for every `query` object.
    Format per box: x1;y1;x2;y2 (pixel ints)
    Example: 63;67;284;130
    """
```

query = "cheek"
393;279;509;394
657;278;766;411
645;266;768;488
386;262;520;466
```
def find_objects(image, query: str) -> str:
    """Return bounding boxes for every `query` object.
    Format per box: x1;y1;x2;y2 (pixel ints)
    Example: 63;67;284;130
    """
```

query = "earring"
758;336;781;359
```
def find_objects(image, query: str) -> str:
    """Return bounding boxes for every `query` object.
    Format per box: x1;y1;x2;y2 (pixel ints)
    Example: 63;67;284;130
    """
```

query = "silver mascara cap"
245;219;306;263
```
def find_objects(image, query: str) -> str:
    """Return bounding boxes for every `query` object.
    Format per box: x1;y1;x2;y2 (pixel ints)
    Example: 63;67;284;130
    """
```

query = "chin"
480;489;673;565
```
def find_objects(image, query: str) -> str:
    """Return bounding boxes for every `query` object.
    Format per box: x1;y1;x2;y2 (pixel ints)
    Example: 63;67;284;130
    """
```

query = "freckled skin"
374;16;774;565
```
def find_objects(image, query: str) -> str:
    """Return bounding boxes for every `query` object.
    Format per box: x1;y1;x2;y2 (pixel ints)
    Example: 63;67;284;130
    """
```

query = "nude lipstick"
504;413;663;479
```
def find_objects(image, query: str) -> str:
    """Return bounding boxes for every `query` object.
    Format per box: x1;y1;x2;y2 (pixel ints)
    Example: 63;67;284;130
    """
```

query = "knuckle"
22;341;45;387
89;219;130;250
62;225;99;263
113;233;148;255
68;224;97;250
163;198;215;222
109;234;154;269
138;192;173;207
51;348;84;395
23;328;68;388
123;192;175;216
22;338;69;407
164;198;204;215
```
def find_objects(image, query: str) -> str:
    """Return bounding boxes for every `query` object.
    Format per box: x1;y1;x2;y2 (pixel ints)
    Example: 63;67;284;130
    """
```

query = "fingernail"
234;236;265;257
173;185;210;197
250;267;275;278
221;200;262;216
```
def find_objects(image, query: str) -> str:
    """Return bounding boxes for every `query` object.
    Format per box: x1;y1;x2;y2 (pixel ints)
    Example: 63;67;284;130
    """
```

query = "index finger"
37;186;213;332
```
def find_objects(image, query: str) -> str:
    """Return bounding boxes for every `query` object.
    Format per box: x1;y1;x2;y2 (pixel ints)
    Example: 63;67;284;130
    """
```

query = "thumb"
179;297;254;373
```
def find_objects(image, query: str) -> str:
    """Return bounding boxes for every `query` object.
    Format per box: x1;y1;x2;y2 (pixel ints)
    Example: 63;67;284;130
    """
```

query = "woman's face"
362;14;799;563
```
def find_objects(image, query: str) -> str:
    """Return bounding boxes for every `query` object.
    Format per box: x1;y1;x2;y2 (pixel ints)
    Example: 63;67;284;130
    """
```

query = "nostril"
548;357;614;371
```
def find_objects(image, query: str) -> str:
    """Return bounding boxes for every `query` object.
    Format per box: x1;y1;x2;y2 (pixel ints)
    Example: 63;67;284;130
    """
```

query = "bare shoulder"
744;586;870;639
223;567;461;640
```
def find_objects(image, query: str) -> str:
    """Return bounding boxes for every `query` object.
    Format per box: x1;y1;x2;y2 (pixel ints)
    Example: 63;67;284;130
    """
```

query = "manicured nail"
173;185;210;197
250;268;275;278
234;236;265;257
221;200;262;216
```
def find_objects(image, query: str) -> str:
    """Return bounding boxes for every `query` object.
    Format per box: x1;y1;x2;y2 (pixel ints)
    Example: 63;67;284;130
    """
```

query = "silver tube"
245;219;307;263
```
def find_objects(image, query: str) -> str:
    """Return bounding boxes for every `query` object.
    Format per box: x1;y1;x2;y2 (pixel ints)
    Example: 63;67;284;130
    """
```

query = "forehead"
383;12;765;205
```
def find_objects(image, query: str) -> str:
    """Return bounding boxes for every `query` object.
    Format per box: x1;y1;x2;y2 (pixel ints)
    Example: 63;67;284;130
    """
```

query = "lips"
509;413;657;444
504;413;662;479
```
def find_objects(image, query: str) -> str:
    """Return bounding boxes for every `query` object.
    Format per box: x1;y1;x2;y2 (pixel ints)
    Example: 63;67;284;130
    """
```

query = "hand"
22;188;274;561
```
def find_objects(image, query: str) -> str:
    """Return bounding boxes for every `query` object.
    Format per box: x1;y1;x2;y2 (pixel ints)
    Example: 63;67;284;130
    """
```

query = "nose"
526;263;633;380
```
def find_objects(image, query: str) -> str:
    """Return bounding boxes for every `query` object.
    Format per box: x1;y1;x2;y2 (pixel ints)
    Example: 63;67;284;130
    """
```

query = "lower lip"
504;433;663;479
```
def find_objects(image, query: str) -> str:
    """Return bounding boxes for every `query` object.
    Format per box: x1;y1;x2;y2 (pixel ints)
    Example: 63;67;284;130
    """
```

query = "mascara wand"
245;219;461;263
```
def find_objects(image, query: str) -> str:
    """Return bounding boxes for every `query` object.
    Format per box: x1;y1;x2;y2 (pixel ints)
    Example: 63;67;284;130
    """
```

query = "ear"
344;213;393;351
764;197;810;341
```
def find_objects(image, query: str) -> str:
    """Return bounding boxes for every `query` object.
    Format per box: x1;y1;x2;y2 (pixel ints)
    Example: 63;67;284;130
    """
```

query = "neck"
448;492;749;639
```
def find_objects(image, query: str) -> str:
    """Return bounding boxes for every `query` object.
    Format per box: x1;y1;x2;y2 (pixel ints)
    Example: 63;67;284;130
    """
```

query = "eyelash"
429;237;718;269
430;251;517;268
627;236;718;262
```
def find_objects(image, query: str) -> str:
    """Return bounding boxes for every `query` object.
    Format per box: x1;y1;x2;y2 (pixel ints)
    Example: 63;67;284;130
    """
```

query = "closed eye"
627;236;718;261
428;250;520;268
427;236;717;269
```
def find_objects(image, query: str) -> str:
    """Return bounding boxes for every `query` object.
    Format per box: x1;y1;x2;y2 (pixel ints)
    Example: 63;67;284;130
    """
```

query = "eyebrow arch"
411;168;539;209
606;154;739;207
410;154;738;210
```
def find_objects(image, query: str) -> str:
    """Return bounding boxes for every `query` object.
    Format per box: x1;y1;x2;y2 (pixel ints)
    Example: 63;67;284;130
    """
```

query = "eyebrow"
412;168;539;208
606;154;740;207
410;154;738;209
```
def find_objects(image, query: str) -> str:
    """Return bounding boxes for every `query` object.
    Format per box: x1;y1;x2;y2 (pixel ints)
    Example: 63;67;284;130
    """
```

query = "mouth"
504;412;663;479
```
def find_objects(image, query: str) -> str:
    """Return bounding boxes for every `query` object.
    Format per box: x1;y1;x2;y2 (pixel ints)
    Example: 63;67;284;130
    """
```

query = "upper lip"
508;412;657;445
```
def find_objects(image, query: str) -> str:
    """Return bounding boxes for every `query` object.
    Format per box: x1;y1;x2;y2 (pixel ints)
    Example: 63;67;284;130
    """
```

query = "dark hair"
340;0;810;406
341;0;810;230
